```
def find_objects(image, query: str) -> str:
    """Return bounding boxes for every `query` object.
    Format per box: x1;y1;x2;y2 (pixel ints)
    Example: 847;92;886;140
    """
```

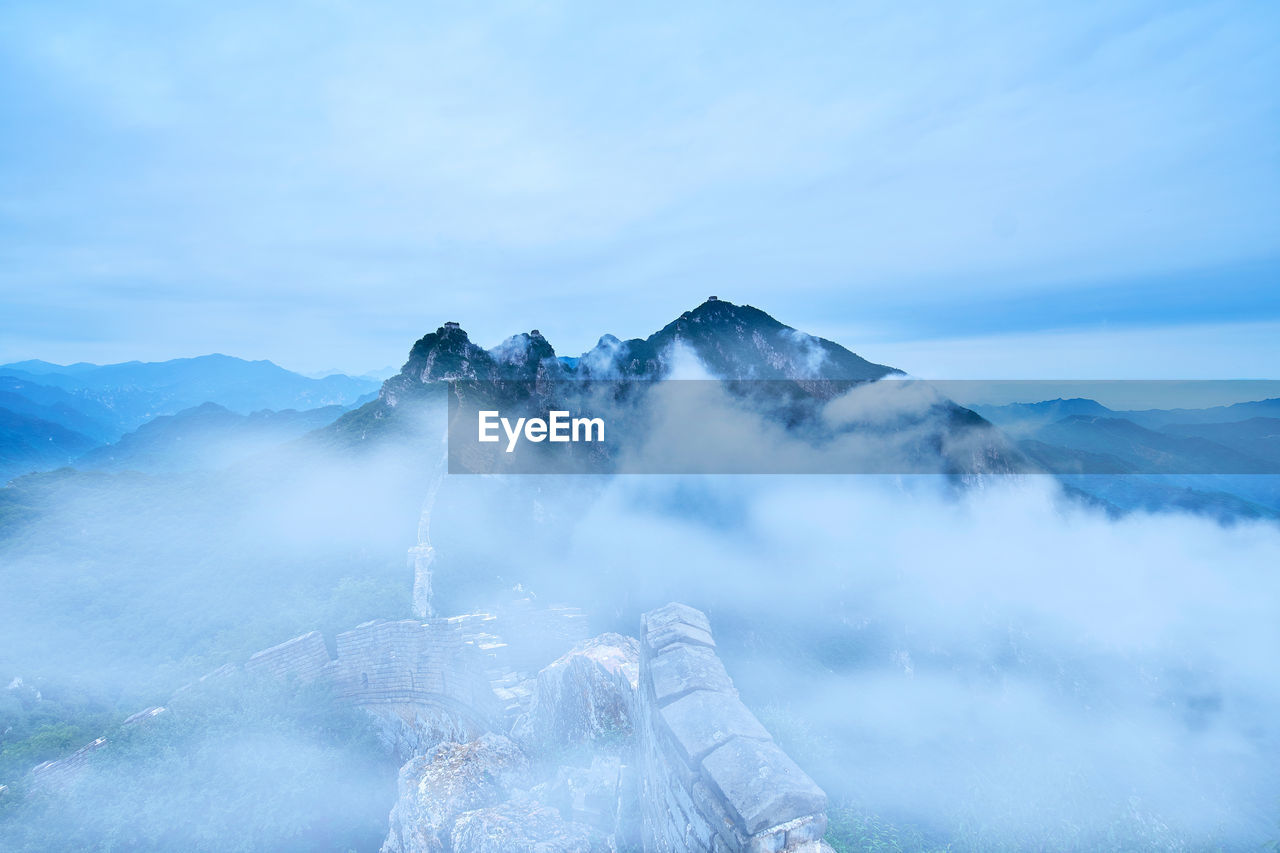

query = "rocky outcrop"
382;734;531;853
380;735;613;853
380;611;829;853
531;756;640;847
511;633;639;753
449;795;604;853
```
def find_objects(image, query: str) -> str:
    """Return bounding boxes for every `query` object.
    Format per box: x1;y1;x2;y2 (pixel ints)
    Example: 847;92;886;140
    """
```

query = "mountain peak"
378;299;898;405
632;298;897;381
381;320;567;406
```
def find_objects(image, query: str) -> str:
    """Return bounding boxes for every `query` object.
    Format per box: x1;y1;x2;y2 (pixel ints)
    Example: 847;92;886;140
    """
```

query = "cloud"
556;473;1280;847
1;1;1277;369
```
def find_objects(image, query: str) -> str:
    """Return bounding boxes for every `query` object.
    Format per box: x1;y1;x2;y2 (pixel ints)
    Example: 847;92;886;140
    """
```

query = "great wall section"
637;604;827;852
19;598;830;851
14;484;831;851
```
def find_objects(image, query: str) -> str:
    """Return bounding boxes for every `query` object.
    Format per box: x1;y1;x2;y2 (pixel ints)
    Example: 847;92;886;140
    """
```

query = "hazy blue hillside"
974;398;1115;436
1161;417;1280;465
76;403;349;474
1031;415;1274;474
1116;397;1280;428
963;394;1280;518
0;410;98;481
0;355;378;434
0;377;119;443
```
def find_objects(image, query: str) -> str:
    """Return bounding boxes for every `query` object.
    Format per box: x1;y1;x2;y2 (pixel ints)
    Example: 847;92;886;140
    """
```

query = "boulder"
364;702;488;762
535;756;623;834
511;633;639;753
381;733;529;853
449;794;605;852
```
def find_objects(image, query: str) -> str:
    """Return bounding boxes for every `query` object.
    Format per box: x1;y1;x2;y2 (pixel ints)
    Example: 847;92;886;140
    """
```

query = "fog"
555;474;1280;847
433;372;1280;847
2;375;1278;850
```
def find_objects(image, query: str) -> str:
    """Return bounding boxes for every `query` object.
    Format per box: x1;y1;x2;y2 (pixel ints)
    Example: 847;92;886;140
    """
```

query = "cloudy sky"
1;0;1277;376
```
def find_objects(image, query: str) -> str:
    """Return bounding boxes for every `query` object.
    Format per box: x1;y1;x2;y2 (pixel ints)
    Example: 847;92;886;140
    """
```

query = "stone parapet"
637;603;828;852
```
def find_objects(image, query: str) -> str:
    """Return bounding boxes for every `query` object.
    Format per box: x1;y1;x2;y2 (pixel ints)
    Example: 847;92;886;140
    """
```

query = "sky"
0;0;1277;377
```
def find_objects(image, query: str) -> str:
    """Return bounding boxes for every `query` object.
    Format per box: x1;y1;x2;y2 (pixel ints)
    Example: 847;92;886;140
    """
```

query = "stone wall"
244;630;330;682
19;601;589;788
637;603;828;852
18;600;832;853
28;707;167;790
331;619;498;715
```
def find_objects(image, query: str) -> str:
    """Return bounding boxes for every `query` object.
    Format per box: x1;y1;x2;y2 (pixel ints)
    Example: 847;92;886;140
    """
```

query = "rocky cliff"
379;604;828;853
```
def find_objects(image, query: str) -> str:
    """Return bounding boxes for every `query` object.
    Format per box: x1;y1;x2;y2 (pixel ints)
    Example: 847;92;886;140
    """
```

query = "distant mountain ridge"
0;409;98;477
0;355;377;482
1028;415;1274;475
978;396;1280;431
0;354;378;437
979;395;1280;518
76;402;348;473
0;377;120;443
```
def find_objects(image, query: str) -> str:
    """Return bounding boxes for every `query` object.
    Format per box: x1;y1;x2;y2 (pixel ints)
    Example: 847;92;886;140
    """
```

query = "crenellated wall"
331;619;498;714
637;603;828;852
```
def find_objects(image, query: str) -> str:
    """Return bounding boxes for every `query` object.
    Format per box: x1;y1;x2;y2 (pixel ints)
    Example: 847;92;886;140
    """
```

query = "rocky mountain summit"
326;297;1027;478
338;297;900;431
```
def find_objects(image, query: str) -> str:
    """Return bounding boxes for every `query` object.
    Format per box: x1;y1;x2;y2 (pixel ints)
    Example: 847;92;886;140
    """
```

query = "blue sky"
1;0;1277;376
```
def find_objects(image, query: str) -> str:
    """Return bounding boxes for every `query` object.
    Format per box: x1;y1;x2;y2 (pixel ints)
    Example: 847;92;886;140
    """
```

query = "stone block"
649;620;716;654
746;828;787;853
648;644;734;707
644;602;712;638
660;690;772;765
701;738;827;836
786;813;829;846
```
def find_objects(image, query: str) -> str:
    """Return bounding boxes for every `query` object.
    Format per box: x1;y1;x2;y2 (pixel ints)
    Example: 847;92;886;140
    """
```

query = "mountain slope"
0;376;119;442
1161;417;1280;466
1031;415;1275;474
0;408;99;480
974;398;1114;437
577;298;900;381
1115;398;1280;429
76;402;348;473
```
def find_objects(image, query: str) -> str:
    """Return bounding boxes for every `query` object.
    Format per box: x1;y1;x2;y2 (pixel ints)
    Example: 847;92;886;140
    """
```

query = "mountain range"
339;297;904;441
0;356;377;480
2;300;1277;519
978;398;1280;474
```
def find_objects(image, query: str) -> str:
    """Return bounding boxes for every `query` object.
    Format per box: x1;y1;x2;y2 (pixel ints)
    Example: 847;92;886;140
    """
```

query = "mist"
2;367;1279;851
555;474;1280;847
427;368;1280;849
